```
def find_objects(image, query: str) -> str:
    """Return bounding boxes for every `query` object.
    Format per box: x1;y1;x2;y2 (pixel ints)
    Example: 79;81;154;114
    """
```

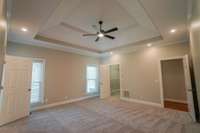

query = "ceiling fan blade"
95;37;100;42
83;34;97;36
92;25;99;31
105;35;115;39
104;27;118;34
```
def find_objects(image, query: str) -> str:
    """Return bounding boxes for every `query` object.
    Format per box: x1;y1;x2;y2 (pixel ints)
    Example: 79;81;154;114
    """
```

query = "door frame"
100;63;122;97
158;56;185;107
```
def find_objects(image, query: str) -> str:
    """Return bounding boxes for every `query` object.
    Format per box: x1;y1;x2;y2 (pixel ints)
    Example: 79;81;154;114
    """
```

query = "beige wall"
0;0;7;87
7;42;99;105
0;0;7;123
189;0;200;112
161;59;187;102
101;43;190;104
6;42;190;106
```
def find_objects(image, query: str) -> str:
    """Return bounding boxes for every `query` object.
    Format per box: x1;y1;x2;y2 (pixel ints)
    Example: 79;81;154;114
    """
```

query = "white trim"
159;56;184;61
158;62;164;107
9;38;188;58
120;97;162;107
164;98;187;104
187;0;193;21
31;95;99;111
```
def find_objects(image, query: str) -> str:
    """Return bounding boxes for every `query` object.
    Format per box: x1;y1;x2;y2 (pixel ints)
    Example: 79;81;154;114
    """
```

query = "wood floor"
0;97;198;133
164;100;188;112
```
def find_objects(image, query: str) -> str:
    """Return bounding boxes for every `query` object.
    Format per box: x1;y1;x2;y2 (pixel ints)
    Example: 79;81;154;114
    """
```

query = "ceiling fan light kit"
83;21;118;42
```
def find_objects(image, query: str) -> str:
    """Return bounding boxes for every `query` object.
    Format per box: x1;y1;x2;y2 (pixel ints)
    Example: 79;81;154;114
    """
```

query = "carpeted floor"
0;97;199;133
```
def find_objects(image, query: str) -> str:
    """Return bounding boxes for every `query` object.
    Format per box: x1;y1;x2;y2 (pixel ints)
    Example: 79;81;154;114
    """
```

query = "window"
31;60;44;104
86;65;98;93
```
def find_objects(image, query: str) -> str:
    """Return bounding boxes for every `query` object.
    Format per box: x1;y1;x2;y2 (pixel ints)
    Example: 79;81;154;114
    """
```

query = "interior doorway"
159;55;196;121
0;56;45;126
0;56;33;126
109;64;120;96
161;58;188;111
100;64;121;99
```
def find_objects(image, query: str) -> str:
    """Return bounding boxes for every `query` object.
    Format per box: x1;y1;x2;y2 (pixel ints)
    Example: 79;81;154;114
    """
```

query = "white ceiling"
8;0;189;56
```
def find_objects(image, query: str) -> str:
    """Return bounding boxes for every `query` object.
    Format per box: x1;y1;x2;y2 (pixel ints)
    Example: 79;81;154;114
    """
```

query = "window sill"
86;91;99;95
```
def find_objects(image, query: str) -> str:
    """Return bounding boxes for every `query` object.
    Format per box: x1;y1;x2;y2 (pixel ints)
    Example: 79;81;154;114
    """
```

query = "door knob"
28;89;31;92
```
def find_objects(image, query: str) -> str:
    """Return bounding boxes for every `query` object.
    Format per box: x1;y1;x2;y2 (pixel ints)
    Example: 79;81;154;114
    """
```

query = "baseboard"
31;94;99;111
164;98;187;104
66;94;99;103
120;97;162;107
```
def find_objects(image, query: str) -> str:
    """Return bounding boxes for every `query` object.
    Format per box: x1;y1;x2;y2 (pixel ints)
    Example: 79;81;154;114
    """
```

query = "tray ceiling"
36;0;161;52
8;0;188;55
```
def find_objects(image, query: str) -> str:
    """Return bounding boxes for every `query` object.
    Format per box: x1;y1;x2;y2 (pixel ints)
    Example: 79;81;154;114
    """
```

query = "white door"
0;56;32;125
100;65;110;99
183;55;196;121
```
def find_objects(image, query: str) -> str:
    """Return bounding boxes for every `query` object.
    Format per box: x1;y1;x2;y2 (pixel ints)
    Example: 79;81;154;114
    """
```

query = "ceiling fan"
83;21;118;42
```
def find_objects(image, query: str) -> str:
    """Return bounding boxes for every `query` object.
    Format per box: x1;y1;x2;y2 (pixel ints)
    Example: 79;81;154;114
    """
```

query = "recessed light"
0;20;6;28
110;52;113;55
21;27;28;32
170;29;176;33
98;33;104;38
147;43;152;47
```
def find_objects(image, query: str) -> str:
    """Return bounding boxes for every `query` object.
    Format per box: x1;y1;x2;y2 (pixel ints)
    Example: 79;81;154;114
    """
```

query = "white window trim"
86;64;99;94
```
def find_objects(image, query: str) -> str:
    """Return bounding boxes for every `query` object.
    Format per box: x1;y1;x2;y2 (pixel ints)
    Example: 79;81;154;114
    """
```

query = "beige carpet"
0;97;199;133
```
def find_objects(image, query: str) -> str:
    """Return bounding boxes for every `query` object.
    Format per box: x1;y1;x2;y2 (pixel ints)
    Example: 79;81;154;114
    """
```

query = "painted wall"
0;0;7;125
189;0;200;112
0;0;7;89
101;43;190;104
161;59;187;102
7;42;99;105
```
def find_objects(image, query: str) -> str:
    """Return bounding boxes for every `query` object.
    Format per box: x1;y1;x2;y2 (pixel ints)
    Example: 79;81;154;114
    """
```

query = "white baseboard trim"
67;94;99;103
120;97;162;107
164;98;187;104
31;95;99;111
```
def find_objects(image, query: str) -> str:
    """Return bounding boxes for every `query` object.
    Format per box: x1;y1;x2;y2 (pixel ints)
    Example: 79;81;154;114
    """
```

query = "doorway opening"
109;64;120;97
160;58;188;112
0;56;46;126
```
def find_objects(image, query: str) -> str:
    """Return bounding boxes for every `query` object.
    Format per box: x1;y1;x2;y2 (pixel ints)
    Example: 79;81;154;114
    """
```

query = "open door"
100;65;110;99
0;56;32;125
183;55;196;121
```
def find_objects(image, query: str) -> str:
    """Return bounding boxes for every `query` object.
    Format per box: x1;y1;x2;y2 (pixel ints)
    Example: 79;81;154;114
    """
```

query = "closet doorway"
159;55;196;121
